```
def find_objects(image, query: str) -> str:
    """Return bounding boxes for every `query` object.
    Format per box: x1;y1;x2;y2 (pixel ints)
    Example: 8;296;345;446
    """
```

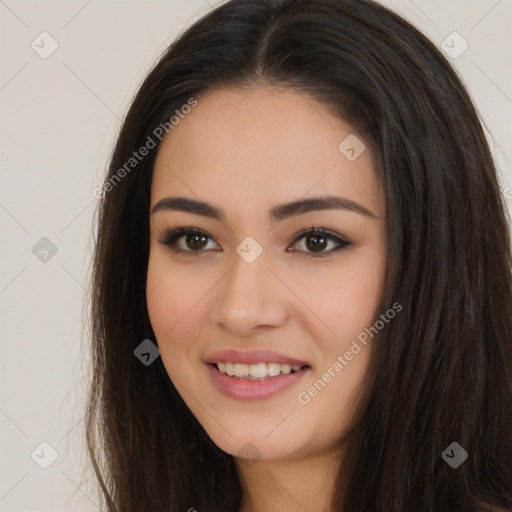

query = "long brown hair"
85;0;512;510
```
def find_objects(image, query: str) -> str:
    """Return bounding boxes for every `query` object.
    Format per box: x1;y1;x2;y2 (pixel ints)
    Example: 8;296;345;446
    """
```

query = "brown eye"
185;233;208;251
289;227;352;257
159;228;220;253
304;234;328;252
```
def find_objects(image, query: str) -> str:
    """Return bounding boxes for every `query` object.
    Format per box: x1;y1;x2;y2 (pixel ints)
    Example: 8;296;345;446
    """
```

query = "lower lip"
206;363;310;401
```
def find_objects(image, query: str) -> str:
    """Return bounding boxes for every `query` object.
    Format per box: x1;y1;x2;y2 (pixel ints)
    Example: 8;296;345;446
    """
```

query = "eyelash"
157;225;352;258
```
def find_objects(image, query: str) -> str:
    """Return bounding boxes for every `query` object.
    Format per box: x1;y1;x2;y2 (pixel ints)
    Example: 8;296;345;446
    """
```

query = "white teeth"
215;362;305;379
225;362;235;376
267;363;281;376
249;362;267;378
280;364;292;375
234;363;249;378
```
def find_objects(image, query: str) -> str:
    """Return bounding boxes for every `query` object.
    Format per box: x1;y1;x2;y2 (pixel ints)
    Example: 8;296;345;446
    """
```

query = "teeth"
267;363;281;376
234;363;249;378
249;362;267;378
225;362;235;376
214;362;304;379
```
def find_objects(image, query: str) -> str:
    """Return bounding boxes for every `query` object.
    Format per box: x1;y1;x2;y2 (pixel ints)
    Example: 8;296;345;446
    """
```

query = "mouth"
210;361;309;380
206;359;311;401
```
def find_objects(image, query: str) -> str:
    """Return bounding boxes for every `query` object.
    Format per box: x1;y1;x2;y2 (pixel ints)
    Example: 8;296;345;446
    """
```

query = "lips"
205;349;311;401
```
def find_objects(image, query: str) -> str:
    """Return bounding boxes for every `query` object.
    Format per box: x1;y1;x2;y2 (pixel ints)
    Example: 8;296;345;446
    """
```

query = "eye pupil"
187;234;207;250
306;235;327;252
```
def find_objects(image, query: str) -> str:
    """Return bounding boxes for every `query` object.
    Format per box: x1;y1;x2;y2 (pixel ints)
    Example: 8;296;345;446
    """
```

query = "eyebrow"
150;195;378;222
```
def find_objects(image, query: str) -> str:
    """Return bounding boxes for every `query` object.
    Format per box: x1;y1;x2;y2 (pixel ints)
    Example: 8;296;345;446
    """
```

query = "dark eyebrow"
150;195;378;222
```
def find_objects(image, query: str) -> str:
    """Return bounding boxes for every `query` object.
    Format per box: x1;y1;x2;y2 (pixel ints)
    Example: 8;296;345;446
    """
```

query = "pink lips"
205;349;311;401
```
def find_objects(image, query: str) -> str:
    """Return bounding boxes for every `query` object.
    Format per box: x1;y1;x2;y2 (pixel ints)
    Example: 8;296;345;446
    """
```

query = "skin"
146;85;387;512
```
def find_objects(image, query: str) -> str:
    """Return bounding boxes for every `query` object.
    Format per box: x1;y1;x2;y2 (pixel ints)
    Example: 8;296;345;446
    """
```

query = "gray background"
1;0;511;510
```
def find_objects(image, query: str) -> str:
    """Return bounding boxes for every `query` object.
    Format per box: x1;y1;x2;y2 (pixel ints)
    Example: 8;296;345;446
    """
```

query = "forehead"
151;86;384;221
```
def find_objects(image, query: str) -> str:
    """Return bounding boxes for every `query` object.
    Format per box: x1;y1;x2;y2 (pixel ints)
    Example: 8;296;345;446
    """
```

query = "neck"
236;447;342;512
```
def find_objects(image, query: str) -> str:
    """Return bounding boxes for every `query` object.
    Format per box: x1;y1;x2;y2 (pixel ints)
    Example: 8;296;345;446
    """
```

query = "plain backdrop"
0;1;511;510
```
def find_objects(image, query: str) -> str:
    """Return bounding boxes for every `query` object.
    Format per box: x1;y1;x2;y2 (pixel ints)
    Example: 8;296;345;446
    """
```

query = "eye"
287;226;352;257
158;227;220;254
158;225;351;257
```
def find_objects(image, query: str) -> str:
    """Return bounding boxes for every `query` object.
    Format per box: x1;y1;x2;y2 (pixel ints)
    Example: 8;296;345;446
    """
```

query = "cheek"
298;252;385;405
146;253;216;389
293;260;384;440
146;258;174;335
335;265;384;332
297;251;385;345
146;252;200;336
146;255;195;368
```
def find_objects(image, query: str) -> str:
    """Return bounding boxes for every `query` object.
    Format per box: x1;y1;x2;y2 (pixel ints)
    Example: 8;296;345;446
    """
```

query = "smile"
207;362;310;400
214;361;305;379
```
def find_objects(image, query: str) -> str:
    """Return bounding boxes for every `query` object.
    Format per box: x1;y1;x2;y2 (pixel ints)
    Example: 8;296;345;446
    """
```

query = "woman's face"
147;86;387;463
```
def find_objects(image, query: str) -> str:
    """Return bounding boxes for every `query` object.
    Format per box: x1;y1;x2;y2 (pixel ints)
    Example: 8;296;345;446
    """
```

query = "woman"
86;0;512;510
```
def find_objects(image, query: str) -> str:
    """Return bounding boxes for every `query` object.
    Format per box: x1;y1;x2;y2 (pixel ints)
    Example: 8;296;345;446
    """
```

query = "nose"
210;249;288;337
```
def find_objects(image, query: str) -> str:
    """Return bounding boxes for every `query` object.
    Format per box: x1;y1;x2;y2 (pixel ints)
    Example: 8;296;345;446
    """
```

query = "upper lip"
205;349;310;367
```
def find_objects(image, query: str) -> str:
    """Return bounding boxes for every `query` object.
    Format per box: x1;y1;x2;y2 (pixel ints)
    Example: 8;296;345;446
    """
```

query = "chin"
198;415;315;463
